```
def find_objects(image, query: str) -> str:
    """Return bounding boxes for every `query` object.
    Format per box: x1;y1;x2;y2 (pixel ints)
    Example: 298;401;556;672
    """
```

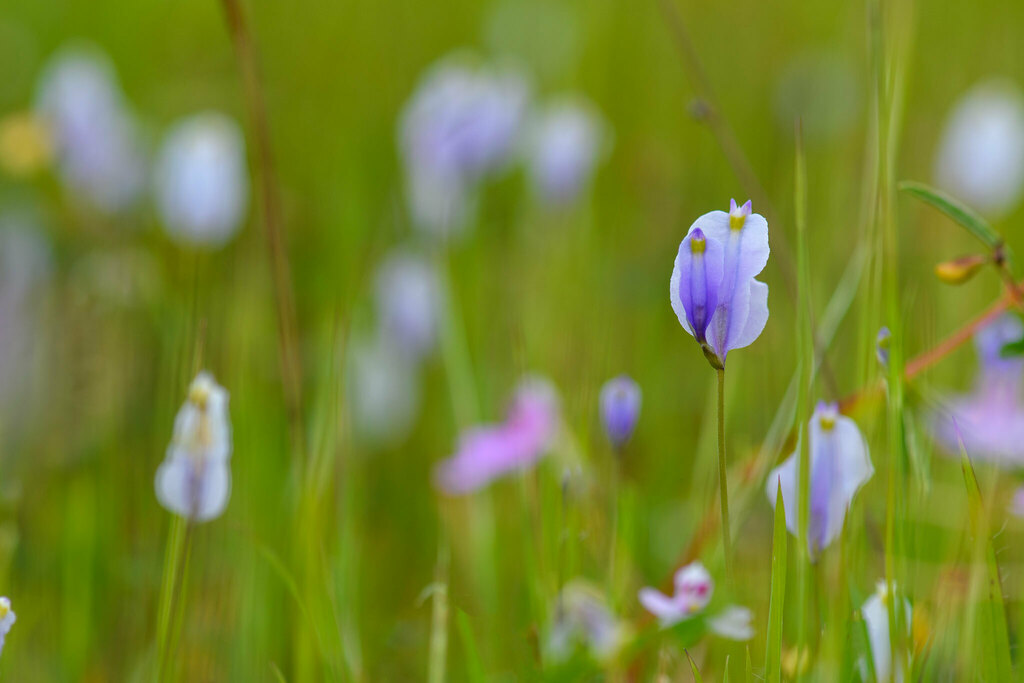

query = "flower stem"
155;518;193;683
716;367;732;582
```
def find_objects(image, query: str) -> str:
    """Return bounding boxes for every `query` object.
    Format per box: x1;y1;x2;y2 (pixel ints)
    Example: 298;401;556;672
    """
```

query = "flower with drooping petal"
707;605;754;641
374;250;442;359
434;377;559;494
0;597;15;657
399;55;530;237
155;113;249;248
599;375;641;450
526;98;606;204
669;199;770;368
346;333;421;448
638;561;714;627
549;580;627;662
766;402;873;556
931;315;1024;465
155;372;232;522
861;581;911;683
34;45;145;212
935;80;1024;217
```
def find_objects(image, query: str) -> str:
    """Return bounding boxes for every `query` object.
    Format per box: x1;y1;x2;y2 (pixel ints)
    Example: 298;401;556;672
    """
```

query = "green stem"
155;518;193;683
716;367;733;582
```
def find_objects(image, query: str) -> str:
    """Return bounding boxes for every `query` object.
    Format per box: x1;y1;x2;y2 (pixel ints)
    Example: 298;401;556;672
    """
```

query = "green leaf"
723;654;731;683
684;649;704;683
456;610;486;683
898;181;1003;250
1000;335;1024;359
764;480;788;683
960;446;1014;681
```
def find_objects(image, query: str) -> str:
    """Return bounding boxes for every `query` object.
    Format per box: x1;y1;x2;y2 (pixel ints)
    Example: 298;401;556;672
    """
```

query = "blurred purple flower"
766;402;873;556
155;372;232;523
346;333;421;448
34;45;145;212
155;112;249;248
599;375;641;449
434;377;559;495
669;200;770;368
374;250;442;359
399;55;530;237
932;315;1024;465
935;80;1024;217
549;580;626;662
526;98;606;204
1010;487;1024;518
638;561;713;627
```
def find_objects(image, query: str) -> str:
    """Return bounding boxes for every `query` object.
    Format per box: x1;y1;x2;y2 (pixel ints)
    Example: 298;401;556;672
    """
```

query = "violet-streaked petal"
670;227;725;342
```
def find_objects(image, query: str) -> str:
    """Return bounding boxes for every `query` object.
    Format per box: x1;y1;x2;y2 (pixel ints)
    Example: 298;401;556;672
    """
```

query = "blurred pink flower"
932;315;1024;465
434;377;559;494
638;561;713;627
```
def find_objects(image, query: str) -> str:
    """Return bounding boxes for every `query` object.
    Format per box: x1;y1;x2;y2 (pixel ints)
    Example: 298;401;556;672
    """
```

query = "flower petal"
729;279;769;352
766;452;800;539
670;227;725;341
708;605;754;641
638;588;685;626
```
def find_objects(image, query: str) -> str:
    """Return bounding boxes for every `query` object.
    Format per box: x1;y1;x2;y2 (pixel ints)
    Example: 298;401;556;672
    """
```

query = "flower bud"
599;375;641;450
934;253;988;285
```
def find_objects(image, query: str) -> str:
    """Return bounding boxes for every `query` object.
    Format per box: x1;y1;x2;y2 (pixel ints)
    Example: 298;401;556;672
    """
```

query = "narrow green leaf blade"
898;180;1002;250
765;480;788;683
684;649;704;683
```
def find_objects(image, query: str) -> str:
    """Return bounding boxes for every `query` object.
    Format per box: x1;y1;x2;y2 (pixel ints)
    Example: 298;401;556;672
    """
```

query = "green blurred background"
1;0;1024;680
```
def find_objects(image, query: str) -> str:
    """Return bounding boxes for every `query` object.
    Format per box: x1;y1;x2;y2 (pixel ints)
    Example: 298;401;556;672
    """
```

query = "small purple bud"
599;375;641;449
875;326;891;368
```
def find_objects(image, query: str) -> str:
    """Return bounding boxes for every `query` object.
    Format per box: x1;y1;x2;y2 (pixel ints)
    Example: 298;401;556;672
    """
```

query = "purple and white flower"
766;402;873;556
670;200;770;368
0;597;15;658
155;372;232;523
526;98;606;204
434;377;559;494
638;561;714;627
154;112;249;248
34;45;145;212
399;55;530;237
549;580;626;661
599;375;641;449
932;315;1024;465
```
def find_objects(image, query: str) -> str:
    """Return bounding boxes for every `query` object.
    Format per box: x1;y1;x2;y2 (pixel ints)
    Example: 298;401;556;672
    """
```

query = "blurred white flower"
34;44;146;212
861;581;912;683
374;250;442;359
549;580;627;662
347;334;420;447
526;98;606;204
155;372;232;522
707;605;754;641
399;55;530;237
0;597;15;657
935;80;1024;217
155;113;249;248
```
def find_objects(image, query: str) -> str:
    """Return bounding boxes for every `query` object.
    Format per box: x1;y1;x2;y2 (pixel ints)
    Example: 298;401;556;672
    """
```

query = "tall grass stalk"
716;368;732;582
154;517;193;682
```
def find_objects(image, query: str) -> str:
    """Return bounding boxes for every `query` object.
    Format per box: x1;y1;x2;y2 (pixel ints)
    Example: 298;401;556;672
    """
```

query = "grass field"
2;0;1024;680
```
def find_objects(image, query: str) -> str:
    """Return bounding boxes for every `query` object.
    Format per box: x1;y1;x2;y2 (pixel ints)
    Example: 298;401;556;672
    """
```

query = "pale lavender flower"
599;375;641;449
549;580;627;662
155;372;232;522
399;55;530;236
434;377;559;494
669;200;770;368
155;113;249;248
861;582;911;683
0;597;15;657
34;45;145;212
526;98;606;204
766;402;873;556
935;80;1024;217
637;561;713;627
346;334;421;447
374;250;442;359
932;315;1024;465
